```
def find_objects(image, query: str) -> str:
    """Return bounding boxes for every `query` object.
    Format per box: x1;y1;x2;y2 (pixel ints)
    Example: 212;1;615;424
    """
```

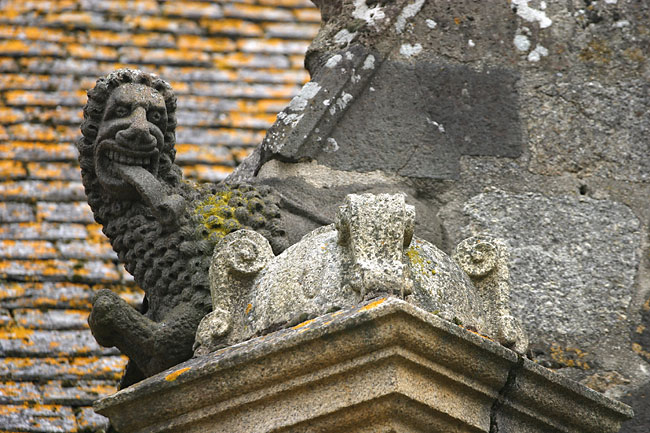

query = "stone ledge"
95;298;632;433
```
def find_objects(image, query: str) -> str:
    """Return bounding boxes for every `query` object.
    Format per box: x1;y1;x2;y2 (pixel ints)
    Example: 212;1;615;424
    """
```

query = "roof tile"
177;35;236;52
237;37;309;55
0;328;118;357
26;163;81;181
0;161;28;180
0;25;77;43
118;46;212;66
0;180;85;201
0;107;27;123
202;18;263;37
8;124;79;142
57;240;117;261
223;3;295;21
0;282;142;310
182;164;233;183
75;406;111;432
0;142;78;162
0;222;88;241
36;202;94;224
0;403;77;433
0;39;65;57
4;89;86;106
263;22;320;39
67;43;120;61
0;240;59;260
0;203;33;223
124;15;201;33
13;309;89;330
161;2;223;19
0;259;121;283
176;126;264;147
214;52;291;69
0;356;127;381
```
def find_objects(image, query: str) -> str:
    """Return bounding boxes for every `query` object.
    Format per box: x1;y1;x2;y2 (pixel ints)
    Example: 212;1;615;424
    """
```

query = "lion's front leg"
88;289;157;368
89;289;207;377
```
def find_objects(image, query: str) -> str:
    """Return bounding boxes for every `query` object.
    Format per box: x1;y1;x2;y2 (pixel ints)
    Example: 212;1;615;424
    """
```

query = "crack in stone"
489;355;525;433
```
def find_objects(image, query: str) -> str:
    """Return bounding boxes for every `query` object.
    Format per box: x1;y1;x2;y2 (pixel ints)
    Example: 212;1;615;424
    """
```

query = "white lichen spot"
400;43;422;57
325;54;343;69
426;19;437;29
540;1;547;9
605;0;617;3
323;99;331;106
324;137;339;153
426;117;445;133
514;34;531;51
511;0;553;28
369;87;376;92
352;0;386;27
527;44;549;62
282;113;304;128
345;51;354;60
287;81;321;112
334;29;357;46
468;39;475;47
362;54;375;70
615;20;630;28
329;92;353;116
395;0;426;33
351;73;362;83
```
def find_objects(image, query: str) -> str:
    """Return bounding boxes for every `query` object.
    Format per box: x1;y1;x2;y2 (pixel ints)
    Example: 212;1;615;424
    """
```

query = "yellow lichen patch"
632;343;650;361
579;39;613;64
406;245;436;276
637;324;646;334
359;298;387;312
291;318;315;330
550;343;591;370
643;297;650;312
245;303;253;314
193;190;240;240
165;366;192;382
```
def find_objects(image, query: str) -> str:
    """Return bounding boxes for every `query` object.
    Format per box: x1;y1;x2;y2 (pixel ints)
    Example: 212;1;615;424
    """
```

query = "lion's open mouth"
95;140;161;196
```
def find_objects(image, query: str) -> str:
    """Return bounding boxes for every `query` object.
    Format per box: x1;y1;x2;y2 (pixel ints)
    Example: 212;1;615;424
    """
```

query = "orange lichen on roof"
67;43;119;61
125;15;198;32
0;160;27;179
201;18;263;37
0;26;76;43
177;35;236;52
0;142;78;160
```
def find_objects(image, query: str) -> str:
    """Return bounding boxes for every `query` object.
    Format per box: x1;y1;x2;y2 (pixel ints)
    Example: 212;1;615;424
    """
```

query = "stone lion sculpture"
77;69;289;386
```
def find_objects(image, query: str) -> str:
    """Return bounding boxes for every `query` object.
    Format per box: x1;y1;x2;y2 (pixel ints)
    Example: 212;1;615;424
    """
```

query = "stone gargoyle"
194;193;528;356
77;69;294;386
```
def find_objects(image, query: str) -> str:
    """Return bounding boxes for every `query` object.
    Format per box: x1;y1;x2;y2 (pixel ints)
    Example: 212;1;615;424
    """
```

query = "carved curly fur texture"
77;69;288;383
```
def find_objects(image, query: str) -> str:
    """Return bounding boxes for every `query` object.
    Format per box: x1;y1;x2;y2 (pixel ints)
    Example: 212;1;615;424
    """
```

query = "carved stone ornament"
195;192;528;356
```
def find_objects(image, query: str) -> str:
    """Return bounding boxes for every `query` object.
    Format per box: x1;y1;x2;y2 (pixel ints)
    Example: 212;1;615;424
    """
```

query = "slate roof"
0;1;319;431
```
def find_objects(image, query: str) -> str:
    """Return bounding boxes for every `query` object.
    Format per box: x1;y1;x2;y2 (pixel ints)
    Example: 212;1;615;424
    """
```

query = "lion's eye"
115;106;130;117
149;111;162;123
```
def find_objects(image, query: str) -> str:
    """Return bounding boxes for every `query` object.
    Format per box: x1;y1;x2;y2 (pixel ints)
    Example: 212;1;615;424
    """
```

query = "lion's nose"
116;107;156;149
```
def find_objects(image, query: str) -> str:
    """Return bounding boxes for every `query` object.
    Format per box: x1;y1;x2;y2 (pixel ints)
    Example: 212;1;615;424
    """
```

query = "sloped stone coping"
95;297;633;433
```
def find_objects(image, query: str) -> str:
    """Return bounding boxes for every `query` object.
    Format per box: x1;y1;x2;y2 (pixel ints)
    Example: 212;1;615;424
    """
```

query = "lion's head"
77;69;181;200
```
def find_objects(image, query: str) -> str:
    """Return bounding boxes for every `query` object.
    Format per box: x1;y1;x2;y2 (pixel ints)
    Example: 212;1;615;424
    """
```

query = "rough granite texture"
230;1;649;431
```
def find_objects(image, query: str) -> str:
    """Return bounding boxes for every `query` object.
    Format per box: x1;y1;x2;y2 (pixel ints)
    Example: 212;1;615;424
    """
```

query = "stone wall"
249;1;649;431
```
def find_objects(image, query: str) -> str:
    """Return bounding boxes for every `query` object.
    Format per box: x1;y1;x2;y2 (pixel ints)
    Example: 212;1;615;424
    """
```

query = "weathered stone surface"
461;189;646;398
197;193;526;356
96;298;632;433
462;190;639;345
